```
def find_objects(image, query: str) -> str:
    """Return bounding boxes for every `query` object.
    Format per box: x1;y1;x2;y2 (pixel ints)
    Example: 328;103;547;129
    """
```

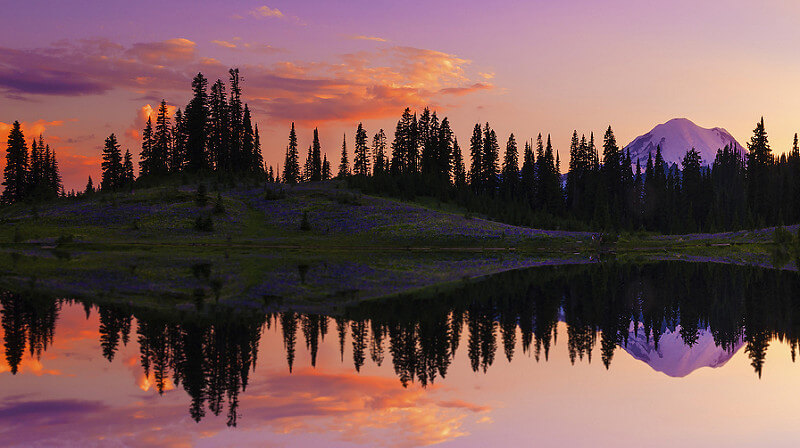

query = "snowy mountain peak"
624;118;744;167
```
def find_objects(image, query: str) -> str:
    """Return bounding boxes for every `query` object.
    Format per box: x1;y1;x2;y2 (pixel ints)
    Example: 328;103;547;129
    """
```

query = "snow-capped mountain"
624;118;745;167
623;323;744;378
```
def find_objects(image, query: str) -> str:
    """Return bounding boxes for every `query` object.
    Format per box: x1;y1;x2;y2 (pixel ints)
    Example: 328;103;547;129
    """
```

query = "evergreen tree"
469;124;483;192
123;150;135;185
566;131;580;211
541;134;561;211
85;176;94;195
501;133;519;198
29;137;42;194
533;134;546;208
711;144;746;230
681;148;703;229
101;134;124;190
185;73;209;171
338;134;350;178
253;125;264;175
451;137;466;188
303;145;313;182
48;147;61;196
601;126;621;224
151;100;171;175
322;154;332;180
790;133;800;223
283;123;300;184
390;108;416;175
520;139;536;206
139;117;154;176
2;121;29;204
241;105;259;173
437;117;453;183
209;79;229;170
746;117;773;224
228;68;244;170
481;124;500;194
353;123;370;176
372;130;387;176
634;157;643;227
419;108;442;178
171;108;186;172
311;128;322;181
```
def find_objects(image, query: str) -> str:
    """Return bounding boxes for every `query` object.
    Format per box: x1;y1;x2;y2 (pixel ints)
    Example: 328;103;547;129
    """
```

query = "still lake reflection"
2;261;800;447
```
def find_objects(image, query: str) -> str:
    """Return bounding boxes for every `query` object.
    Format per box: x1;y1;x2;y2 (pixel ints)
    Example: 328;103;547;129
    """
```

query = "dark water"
2;261;800;447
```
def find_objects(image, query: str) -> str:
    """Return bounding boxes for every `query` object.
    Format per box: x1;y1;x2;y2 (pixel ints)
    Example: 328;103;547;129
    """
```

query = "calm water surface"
2;261;800;447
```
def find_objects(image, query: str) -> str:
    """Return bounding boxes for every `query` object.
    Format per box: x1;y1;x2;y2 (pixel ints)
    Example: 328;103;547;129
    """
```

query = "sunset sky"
3;0;800;190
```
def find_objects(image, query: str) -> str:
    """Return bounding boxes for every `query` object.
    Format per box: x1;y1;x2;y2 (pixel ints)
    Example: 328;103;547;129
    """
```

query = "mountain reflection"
3;261;800;426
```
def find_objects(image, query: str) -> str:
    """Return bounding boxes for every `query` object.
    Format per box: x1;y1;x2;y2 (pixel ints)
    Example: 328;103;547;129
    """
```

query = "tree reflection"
4;261;800;425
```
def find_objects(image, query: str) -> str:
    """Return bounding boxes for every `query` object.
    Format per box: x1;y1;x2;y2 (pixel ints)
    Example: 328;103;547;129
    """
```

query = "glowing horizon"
2;0;800;190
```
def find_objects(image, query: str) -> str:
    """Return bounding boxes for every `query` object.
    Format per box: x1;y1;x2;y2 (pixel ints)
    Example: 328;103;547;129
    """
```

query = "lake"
2;261;800;447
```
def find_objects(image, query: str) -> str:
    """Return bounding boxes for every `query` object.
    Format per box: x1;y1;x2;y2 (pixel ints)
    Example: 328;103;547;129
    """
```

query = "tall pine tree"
101;133;123;190
1;122;28;203
338;134;350;178
353;123;370;176
283;123;300;184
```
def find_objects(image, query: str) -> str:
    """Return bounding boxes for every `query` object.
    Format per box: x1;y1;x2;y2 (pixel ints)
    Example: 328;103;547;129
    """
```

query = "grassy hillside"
0;179;790;309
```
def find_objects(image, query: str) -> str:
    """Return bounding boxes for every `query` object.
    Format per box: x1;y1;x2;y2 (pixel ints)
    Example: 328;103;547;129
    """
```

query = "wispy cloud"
236;5;304;24
0;39;200;98
212;39;285;55
0;39;494;125
348;35;388;42
248;5;285;19
439;83;493;96
211;39;237;49
242;42;284;54
243;46;493;123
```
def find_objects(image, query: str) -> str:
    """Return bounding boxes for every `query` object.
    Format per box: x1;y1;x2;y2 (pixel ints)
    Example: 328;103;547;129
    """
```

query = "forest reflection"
3;261;800;427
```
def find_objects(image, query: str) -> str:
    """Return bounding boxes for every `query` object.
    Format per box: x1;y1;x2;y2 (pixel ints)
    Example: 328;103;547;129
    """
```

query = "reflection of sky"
1;303;800;447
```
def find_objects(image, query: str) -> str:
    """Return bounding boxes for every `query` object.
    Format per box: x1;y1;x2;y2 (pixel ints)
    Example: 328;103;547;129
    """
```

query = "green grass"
0;179;794;310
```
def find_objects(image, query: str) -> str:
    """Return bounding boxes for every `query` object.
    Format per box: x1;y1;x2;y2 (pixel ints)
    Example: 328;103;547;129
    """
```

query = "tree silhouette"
2;121;29;204
101;134;123;191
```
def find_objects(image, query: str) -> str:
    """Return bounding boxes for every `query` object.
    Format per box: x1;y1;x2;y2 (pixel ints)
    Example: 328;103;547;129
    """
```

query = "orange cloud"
348;35;388;42
241;367;487;447
125;38;197;66
0;119;66;140
0;38;493;126
439;83;493;96
0;38;209;98
248;5;285;19
125;103;177;141
437;400;491;413
0;355;62;377
212;40;237;49
243;46;493;124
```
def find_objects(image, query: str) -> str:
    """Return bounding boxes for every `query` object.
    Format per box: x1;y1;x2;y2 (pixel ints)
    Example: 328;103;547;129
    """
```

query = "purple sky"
2;0;800;189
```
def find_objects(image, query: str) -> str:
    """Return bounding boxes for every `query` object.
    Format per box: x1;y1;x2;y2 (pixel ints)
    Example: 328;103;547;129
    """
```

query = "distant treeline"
287;112;799;233
1;122;63;204
5;65;800;233
95;68;270;195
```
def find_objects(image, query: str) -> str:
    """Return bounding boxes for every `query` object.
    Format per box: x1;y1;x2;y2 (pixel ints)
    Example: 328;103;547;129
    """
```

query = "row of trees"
100;134;135;191
1;121;63;204
95;68;270;194
280;107;800;232
138;69;265;177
